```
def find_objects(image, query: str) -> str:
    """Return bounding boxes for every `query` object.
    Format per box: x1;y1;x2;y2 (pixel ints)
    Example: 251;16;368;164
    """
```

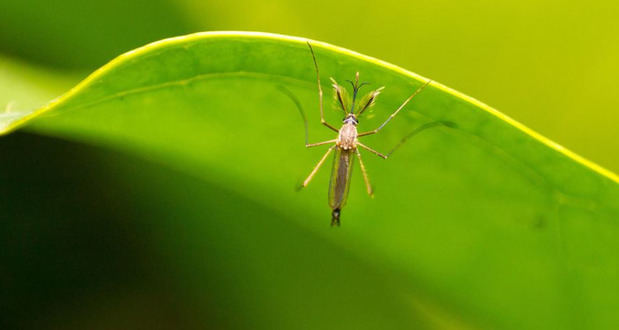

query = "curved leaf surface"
2;32;618;329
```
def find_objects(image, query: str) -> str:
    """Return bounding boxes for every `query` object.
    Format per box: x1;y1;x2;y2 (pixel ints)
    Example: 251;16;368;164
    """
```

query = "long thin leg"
385;121;454;157
278;85;337;148
358;80;431;137
306;139;337;148
357;143;387;159
299;145;336;189
358;121;454;159
307;42;339;133
355;149;374;197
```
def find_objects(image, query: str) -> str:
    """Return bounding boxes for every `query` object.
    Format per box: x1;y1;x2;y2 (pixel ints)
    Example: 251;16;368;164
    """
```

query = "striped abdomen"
328;148;354;226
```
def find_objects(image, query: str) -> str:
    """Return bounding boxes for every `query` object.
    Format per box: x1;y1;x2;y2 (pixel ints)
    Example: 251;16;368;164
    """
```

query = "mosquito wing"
328;148;355;211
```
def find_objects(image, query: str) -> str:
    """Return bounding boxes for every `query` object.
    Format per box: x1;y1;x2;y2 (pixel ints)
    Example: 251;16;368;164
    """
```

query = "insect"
296;42;434;226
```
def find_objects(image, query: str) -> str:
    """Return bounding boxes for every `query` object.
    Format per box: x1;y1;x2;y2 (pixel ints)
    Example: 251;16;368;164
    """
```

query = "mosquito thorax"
337;115;359;150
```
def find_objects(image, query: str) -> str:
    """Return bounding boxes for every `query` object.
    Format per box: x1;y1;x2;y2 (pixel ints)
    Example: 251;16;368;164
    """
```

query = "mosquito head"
342;114;359;126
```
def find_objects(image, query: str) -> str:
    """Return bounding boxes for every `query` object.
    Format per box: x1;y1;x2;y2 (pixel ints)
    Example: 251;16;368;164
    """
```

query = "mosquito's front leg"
358;80;431;137
299;145;336;189
307;42;339;133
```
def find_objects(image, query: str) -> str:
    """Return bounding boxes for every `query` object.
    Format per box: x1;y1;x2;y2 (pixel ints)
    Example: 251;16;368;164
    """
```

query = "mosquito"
295;42;435;226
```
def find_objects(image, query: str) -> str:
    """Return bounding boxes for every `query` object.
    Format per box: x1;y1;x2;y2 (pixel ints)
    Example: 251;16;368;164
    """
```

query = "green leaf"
2;32;619;329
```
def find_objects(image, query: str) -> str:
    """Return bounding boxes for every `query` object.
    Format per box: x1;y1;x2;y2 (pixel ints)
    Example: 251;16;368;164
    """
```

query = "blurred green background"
1;1;618;329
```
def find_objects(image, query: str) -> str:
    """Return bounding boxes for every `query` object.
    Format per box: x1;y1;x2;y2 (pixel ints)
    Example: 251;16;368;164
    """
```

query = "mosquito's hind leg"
298;145;336;190
355;148;374;197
